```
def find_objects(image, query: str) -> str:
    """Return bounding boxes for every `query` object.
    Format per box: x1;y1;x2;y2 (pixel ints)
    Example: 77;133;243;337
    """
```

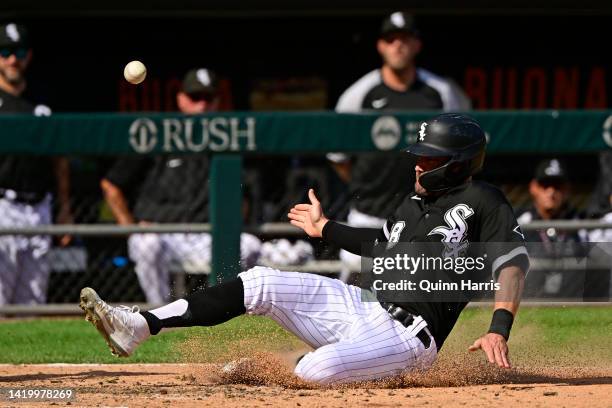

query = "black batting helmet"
406;113;486;192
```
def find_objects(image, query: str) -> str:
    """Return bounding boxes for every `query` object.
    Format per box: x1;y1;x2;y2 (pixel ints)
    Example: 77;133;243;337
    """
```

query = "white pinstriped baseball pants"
0;195;52;305
238;267;437;384
129;232;262;304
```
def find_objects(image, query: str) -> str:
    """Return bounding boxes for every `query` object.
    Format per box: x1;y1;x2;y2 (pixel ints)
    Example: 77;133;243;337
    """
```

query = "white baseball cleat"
79;287;150;357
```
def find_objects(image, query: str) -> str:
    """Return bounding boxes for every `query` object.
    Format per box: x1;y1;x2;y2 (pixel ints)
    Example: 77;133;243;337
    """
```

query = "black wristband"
488;308;514;340
322;221;381;256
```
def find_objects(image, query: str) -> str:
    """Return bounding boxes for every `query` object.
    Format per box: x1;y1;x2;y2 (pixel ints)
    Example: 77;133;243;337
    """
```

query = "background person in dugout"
329;12;471;277
584;152;612;300
100;68;261;304
516;159;586;299
0;23;73;305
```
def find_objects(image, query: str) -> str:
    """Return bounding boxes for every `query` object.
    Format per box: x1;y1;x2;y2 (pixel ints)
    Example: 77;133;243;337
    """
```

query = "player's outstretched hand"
288;188;329;238
468;333;511;368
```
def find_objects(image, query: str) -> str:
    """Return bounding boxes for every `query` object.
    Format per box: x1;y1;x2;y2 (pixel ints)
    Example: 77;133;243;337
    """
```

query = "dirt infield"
2;309;611;407
1;358;610;408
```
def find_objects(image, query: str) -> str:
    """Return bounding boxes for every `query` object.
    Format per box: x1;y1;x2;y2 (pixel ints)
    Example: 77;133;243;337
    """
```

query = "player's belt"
380;301;431;348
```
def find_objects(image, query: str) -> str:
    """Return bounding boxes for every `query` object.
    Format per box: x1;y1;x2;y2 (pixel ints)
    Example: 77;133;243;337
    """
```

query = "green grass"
454;305;612;343
0;306;610;365
441;306;612;367
0;315;301;364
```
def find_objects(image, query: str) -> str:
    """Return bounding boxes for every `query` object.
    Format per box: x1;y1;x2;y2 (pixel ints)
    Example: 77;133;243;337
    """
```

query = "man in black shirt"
0;23;72;305
101;68;261;304
331;12;471;277
80;114;527;385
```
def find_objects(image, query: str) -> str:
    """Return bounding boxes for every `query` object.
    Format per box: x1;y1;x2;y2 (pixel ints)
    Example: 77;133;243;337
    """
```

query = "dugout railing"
1;111;611;313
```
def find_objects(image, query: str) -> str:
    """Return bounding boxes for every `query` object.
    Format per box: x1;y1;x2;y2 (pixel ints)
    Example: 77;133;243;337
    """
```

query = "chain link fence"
0;153;342;307
1;221;612;313
1;153;611;312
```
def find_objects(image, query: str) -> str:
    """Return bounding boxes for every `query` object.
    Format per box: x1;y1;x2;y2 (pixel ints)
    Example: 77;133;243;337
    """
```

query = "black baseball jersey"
105;155;210;223
0;89;54;196
335;69;467;218
380;181;528;349
360;78;443;110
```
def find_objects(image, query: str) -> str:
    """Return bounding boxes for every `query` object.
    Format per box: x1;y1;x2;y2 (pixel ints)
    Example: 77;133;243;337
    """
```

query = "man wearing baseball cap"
0;23;32;95
517;159;585;298
518;159;576;226
177;68;220;113
336;11;471;114
330;12;471;280
0;22;73;306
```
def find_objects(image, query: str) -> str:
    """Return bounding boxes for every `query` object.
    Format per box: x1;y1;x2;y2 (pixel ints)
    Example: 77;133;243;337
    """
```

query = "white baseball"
124;60;147;84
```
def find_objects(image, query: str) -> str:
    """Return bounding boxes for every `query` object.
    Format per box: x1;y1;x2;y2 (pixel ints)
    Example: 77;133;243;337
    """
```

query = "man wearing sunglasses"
0;23;73;306
0;23;35;109
517;159;586;299
330;12;471;280
0;46;29;94
100;68;261;304
519;159;577;227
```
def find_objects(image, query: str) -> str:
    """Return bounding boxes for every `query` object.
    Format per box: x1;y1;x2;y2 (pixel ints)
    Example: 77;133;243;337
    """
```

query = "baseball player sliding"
80;114;528;384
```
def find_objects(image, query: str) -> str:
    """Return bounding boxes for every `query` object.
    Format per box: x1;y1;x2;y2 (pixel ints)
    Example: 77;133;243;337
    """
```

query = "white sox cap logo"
196;69;212;86
419;122;428;141
6;23;20;42
544;159;562;176
390;12;406;28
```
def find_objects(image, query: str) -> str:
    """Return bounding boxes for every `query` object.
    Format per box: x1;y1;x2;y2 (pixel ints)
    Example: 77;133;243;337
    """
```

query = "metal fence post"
210;154;242;285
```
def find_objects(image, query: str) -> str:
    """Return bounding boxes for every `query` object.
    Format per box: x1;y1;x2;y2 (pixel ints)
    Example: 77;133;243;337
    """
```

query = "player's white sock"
149;299;188;320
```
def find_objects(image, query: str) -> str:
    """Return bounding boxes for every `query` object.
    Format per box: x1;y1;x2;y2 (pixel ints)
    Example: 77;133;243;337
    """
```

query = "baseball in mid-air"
124;60;147;84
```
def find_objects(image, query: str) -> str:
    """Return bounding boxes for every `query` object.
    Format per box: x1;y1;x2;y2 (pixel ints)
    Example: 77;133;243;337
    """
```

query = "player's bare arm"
469;265;525;368
53;157;73;246
100;178;136;225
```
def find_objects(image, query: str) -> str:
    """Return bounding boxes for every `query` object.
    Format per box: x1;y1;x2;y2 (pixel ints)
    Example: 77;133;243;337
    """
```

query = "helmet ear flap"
472;150;486;174
447;161;465;176
443;160;471;186
419;160;460;192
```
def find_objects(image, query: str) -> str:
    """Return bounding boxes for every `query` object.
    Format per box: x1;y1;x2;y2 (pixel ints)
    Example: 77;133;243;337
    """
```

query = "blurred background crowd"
1;4;611;307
